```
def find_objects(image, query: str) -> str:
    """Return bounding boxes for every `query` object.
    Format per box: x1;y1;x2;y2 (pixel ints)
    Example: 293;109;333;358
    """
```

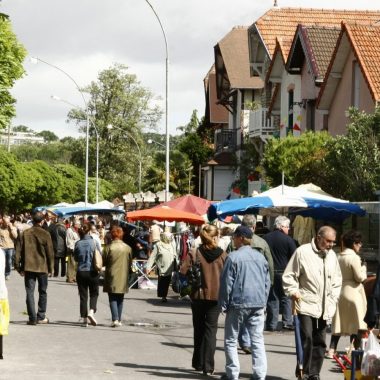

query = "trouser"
76;271;99;318
3;248;14;277
266;272;293;329
299;314;327;378
54;256;66;277
191;300;220;373
24;271;48;322
157;275;171;298
224;307;267;380
108;293;124;322
66;250;77;282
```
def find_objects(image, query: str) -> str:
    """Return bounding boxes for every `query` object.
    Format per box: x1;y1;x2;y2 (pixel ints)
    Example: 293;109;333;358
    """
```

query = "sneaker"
5;276;10;281
37;318;49;324
283;324;295;331
79;317;88;327
87;310;97;326
27;320;37;325
111;320;120;328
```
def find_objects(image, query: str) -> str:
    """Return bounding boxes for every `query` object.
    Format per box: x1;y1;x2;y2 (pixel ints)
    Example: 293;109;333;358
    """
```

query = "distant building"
0;131;45;146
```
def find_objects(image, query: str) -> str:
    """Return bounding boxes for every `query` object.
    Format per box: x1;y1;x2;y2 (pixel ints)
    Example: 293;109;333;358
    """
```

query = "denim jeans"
266;273;293;330
108;293;124;321
24;272;48;322
238;323;250;348
3;248;14;277
224;307;267;380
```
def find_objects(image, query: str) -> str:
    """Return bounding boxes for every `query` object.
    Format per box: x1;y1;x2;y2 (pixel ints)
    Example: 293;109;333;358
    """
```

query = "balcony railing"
248;108;276;139
215;129;238;153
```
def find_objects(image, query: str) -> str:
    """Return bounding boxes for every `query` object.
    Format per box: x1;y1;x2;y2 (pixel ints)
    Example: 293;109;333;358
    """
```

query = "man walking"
263;215;297;331
219;226;270;380
15;211;54;325
282;226;342;380
238;214;274;354
0;216;18;280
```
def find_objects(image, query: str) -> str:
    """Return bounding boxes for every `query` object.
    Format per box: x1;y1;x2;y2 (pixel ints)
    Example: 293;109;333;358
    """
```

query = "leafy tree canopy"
0;16;27;130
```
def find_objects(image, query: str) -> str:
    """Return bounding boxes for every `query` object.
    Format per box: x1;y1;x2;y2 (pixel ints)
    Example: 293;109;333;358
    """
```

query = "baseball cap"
233;226;253;239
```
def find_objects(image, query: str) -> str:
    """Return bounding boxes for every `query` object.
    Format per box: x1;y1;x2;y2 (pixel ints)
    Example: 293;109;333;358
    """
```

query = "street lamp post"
51;95;100;203
144;1;169;202
107;124;142;193
31;56;90;205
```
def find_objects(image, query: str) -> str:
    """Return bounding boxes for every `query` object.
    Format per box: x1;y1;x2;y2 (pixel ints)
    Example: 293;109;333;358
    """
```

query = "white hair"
274;215;290;229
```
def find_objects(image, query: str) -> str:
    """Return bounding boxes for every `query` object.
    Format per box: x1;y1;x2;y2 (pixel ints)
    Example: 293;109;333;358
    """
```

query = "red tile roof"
344;23;380;101
254;7;380;61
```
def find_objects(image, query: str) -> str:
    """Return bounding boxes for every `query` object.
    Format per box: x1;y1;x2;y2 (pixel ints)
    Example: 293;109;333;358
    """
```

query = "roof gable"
318;22;380;108
287;25;340;82
215;26;263;101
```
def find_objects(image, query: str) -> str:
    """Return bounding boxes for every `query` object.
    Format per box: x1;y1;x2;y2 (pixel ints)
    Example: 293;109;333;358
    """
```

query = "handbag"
0;299;10;336
91;240;103;272
186;250;202;291
361;330;380;376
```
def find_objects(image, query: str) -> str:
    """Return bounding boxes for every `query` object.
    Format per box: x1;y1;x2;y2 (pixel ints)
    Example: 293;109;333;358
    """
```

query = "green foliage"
261;131;333;187
0;17;27;130
322;107;380;201
36;130;59;142
67;63;162;193
144;150;193;195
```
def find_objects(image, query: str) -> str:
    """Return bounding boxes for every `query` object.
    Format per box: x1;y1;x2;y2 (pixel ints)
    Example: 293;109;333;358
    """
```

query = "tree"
261;131;333;187
12;125;32;133
0;15;27;130
176;110;213;195
323;107;380;201
67;63;162;194
36;130;59;142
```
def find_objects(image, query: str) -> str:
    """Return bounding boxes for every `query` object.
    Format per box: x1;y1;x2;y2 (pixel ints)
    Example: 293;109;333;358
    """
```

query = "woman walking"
181;224;228;376
327;230;367;356
146;232;177;303
102;226;132;327
74;224;101;327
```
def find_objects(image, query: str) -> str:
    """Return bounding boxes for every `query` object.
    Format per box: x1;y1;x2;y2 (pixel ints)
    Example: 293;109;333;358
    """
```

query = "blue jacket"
74;235;101;272
218;245;270;311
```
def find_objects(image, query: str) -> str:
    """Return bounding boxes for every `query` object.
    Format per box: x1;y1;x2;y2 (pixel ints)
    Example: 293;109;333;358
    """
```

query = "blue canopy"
43;206;125;218
207;185;365;223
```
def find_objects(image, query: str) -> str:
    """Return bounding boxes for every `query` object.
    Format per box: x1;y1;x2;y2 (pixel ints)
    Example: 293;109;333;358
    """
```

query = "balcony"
215;129;238;153
248;108;276;141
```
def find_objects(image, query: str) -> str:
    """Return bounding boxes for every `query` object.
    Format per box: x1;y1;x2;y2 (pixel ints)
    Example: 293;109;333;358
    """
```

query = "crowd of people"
0;209;377;380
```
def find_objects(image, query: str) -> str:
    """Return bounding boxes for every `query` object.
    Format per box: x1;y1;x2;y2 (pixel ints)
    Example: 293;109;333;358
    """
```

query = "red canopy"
154;194;213;216
126;206;205;225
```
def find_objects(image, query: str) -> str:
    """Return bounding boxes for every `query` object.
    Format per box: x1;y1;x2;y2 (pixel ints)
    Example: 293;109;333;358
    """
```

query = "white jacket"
282;239;342;321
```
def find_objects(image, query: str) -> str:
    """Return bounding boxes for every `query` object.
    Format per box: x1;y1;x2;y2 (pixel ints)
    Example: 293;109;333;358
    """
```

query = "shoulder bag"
92;240;103;272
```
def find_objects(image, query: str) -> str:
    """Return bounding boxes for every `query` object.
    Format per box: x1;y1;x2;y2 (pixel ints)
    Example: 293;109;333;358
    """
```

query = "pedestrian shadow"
147;310;191;316
114;362;202;378
160;341;225;352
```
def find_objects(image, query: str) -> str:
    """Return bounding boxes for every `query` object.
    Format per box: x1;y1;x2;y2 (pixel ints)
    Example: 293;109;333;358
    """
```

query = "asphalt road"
1;272;349;379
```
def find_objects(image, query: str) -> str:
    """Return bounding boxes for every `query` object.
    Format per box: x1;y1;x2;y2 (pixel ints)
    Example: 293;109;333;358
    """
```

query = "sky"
2;0;380;138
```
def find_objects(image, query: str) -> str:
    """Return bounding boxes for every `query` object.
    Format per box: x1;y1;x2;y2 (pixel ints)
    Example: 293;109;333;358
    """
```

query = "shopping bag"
0;299;10;336
361;331;380;376
171;271;188;294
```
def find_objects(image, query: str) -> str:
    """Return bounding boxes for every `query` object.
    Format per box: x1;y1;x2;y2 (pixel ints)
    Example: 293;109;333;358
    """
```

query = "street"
1;273;349;379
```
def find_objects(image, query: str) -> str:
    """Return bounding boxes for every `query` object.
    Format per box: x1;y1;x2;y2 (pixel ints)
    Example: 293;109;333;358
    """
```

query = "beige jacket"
282;238;342;321
333;248;367;334
146;241;177;276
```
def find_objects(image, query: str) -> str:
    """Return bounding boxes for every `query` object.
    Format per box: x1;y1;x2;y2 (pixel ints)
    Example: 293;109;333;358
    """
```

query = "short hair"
317;225;336;238
111;226;124;240
241;214;256;228
32;211;44;224
220;226;232;237
200;224;219;250
341;230;362;249
274;215;290;229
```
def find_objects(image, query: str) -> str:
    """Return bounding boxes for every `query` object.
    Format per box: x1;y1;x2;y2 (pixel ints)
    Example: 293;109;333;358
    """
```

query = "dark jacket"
263;229;297;271
15;225;54;274
54;222;67;257
181;245;227;301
